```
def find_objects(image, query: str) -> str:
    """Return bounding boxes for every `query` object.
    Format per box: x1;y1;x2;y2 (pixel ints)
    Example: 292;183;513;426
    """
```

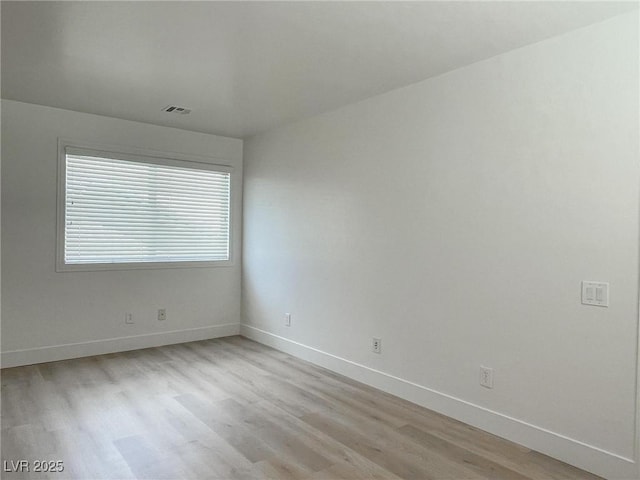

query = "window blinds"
64;153;231;265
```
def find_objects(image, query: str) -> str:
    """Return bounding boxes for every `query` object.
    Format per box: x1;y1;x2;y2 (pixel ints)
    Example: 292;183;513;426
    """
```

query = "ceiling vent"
162;105;192;115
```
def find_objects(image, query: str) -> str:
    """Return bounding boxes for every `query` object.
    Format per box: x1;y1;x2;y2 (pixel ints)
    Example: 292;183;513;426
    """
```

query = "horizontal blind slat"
67;156;230;179
66;195;230;210
66;179;229;196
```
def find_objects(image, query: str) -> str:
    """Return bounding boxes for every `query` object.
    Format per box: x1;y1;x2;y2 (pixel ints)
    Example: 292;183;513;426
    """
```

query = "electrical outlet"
480;366;494;389
581;281;609;307
284;313;291;327
372;338;382;354
158;308;166;321
125;313;134;325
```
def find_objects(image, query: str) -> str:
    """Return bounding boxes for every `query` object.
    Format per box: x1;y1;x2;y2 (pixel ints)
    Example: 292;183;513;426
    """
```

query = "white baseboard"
241;324;638;480
1;323;240;368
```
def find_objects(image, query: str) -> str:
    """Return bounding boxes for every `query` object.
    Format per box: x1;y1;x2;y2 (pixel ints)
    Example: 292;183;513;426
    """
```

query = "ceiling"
2;1;637;138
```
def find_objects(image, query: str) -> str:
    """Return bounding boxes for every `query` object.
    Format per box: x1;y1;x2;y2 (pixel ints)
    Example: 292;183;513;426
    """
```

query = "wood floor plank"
175;392;278;464
397;424;531;480
254;458;313;480
300;411;487;480
1;336;601;480
216;398;332;472
245;397;405;480
114;434;186;480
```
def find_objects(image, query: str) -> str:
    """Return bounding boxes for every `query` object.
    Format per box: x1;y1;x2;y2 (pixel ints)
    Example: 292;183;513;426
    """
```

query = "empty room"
1;1;639;479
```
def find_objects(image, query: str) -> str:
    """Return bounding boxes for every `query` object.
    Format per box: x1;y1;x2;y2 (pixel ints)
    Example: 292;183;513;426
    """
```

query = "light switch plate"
581;281;609;307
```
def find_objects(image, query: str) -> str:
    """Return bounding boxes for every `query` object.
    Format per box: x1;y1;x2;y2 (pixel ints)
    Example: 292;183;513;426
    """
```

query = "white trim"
635;6;640;474
58;137;236;169
633;9;640;472
64;146;234;173
1;323;240;368
56;138;237;272
241;324;637;480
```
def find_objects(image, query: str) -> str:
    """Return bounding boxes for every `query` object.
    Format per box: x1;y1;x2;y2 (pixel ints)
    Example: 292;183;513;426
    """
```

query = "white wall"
1;100;243;366
242;12;639;480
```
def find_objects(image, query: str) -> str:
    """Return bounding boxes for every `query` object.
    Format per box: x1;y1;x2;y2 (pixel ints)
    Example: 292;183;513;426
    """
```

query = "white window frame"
56;138;235;272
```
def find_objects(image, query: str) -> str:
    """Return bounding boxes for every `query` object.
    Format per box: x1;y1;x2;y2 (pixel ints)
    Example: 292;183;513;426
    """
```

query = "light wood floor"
1;336;600;480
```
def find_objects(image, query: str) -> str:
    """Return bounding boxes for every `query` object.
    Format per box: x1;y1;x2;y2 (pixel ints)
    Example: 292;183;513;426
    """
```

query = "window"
57;141;233;271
